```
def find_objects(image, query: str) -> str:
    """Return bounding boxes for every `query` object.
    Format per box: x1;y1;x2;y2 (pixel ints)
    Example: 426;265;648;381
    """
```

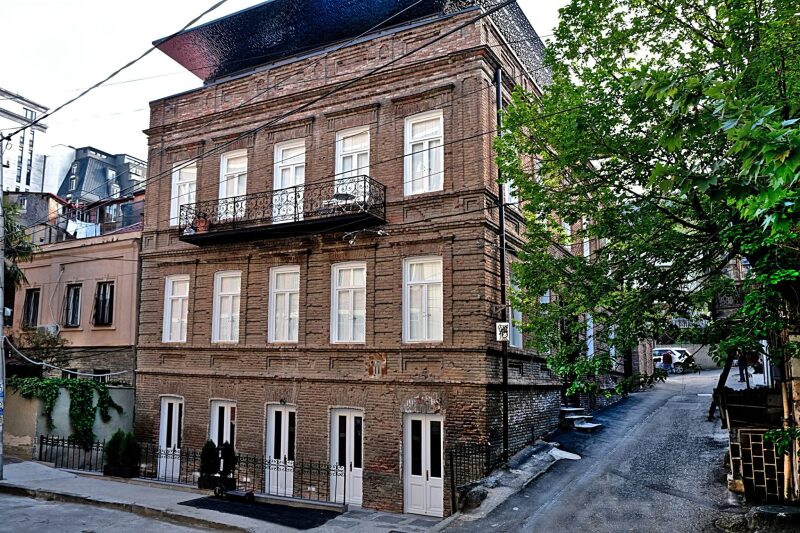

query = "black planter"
103;465;140;478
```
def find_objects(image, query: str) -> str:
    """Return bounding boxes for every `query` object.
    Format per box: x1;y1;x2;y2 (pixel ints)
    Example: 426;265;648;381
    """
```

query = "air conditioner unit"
36;324;61;336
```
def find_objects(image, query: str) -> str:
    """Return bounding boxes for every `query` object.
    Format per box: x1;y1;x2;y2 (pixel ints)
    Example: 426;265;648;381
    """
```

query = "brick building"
135;0;560;516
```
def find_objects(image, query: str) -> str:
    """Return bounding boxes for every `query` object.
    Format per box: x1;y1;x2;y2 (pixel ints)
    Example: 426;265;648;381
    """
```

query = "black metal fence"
37;436;346;504
448;442;505;511
178;174;386;236
138;443;202;485
37;435;104;472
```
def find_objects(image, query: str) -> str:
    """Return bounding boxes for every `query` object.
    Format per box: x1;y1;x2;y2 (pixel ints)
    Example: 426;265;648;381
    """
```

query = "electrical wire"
4;0;231;140
5;338;131;378
20;0;520;238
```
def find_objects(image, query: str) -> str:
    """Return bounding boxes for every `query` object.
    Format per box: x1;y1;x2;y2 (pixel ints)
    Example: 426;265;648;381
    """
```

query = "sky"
1;0;567;160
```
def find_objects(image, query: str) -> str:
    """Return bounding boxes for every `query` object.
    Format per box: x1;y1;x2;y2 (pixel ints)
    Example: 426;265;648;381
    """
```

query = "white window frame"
212;271;241;343
586;314;595;357
219;150;248;200
163;275;190;343
335;127;370;179
403;256;443;343
582;218;590;257
170;162;197;226
504;179;518;205
269;265;300;343
273;139;306;190
331;262;367;344
63;283;82;328
404;110;444;196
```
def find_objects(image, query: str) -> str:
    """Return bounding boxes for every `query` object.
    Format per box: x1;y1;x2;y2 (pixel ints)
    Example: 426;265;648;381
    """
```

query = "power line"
5;338;131;378
22;2;521;237
4;0;231;140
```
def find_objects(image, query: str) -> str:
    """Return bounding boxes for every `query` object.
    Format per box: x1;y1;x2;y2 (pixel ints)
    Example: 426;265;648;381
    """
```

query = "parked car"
653;347;693;374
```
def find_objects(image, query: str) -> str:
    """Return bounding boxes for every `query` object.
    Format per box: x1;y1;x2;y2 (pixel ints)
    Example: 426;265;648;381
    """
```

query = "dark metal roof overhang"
154;0;550;86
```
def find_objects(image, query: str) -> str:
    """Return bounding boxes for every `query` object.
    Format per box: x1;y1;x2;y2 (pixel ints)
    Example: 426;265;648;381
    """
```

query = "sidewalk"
0;461;440;532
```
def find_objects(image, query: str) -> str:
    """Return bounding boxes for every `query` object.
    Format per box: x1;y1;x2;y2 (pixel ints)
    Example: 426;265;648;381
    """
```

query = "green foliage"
614;370;669;397
105;430;140;468
7;376;123;449
3;200;37;289
200;440;220;477
105;429;125;467
764;428;800;456
15;329;72;375
219;441;237;478
498;0;799;392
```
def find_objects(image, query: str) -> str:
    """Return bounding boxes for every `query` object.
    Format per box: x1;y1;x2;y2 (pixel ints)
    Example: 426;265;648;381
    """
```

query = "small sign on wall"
496;322;510;342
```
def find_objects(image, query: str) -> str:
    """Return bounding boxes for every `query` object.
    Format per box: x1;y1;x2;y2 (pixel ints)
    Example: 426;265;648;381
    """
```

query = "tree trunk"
708;353;734;422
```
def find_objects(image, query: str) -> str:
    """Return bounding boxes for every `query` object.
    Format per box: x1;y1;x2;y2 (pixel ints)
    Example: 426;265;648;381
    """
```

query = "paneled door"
273;140;305;223
266;405;296;496
157;397;183;481
403;414;444;517
330;409;363;505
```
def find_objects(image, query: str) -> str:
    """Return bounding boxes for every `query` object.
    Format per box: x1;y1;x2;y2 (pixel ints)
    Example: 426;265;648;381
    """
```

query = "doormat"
178;496;339;530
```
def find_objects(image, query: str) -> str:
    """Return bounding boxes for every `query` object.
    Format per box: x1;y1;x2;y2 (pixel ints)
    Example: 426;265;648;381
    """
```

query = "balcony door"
219;151;248;221
335;128;370;205
273;140;305;223
266;405;296;497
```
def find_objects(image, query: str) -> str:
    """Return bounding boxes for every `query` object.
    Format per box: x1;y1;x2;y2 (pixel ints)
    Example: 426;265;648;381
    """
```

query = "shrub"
200;440;220;477
105;429;125;467
119;432;140;468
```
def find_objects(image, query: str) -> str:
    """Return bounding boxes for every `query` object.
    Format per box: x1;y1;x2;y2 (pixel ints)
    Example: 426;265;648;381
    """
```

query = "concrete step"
574;421;603;433
563;415;593;421
560;407;585;413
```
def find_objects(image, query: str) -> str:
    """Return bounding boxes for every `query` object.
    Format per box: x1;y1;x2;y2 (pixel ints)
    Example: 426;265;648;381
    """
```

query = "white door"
403;414;444;517
273;141;305;223
158;397;183;481
330;409;363;506
210;400;236;447
266;405;296;497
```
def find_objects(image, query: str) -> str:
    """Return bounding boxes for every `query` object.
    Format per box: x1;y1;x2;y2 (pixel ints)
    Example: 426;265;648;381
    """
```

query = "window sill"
211;341;240;345
403;188;444;198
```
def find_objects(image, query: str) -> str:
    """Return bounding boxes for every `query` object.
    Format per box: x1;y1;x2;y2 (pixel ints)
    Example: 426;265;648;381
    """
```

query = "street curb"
0;482;249;532
430;452;559;532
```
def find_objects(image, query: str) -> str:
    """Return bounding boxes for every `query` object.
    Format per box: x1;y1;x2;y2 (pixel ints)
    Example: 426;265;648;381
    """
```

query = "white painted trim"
402;256;443;343
268;265;301;343
330;261;367;344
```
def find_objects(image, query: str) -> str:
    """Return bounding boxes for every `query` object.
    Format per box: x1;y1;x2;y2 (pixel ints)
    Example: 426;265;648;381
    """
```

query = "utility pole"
0;133;7;480
495;67;509;464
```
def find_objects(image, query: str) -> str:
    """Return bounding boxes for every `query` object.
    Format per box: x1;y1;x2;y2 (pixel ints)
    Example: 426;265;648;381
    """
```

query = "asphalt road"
0;493;209;533
449;370;743;533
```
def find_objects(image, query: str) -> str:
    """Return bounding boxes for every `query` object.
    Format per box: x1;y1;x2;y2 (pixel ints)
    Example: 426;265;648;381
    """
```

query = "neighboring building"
136;0;558;517
56;146;146;204
0;87;48;192
11;229;142;386
5;192;70;245
42;144;79;195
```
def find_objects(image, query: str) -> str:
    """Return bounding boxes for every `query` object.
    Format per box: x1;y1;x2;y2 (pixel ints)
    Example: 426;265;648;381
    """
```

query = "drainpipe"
496;67;509;464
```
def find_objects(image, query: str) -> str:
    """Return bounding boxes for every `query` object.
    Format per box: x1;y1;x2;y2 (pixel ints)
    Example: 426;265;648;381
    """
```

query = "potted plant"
103;430;141;478
193;212;211;233
198;439;220;490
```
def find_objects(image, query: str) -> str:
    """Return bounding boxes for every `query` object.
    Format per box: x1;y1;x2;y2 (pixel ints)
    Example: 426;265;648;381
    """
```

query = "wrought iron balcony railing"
178;175;386;244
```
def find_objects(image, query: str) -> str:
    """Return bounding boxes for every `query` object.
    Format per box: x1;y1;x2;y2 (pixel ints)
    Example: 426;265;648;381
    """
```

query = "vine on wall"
7;376;124;448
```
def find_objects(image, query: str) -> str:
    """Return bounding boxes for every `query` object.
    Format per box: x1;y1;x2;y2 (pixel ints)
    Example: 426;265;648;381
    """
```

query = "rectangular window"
582;218;590;257
539;289;552;305
220;151;248;200
63;284;82;328
404;257;443;342
163;275;190;343
212;271;241;343
69;175;77;191
170;163;197;225
269;266;300;343
505;179;518;205
22;289;40;328
586;314;595;357
336;128;370;179
331;262;366;343
210;400;236;448
404;111;443;196
92;369;110;384
93;282;114;326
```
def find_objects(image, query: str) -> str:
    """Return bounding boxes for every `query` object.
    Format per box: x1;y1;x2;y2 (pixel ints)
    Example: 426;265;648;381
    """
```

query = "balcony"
178;175;386;245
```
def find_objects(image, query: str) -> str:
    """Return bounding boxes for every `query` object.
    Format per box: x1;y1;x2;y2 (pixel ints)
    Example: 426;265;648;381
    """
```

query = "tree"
497;0;799;396
4;200;36;290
